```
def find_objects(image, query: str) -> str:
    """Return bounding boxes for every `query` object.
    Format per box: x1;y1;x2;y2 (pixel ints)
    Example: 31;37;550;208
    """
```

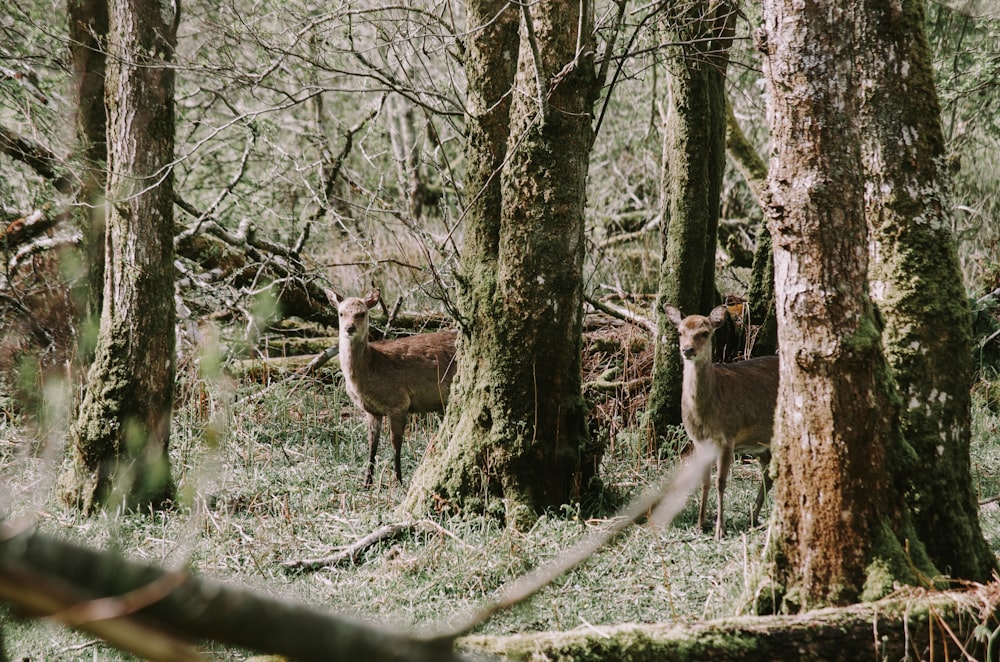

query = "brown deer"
335;289;458;486
664;304;779;539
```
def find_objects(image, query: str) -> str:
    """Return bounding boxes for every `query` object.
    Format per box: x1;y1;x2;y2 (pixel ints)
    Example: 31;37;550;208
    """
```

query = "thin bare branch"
434;445;716;640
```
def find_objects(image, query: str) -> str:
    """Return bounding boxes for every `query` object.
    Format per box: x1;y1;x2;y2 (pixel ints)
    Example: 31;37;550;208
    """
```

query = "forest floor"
2;317;1000;660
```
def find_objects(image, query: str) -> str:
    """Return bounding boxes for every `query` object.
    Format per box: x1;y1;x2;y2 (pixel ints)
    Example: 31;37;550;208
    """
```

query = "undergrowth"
1;363;999;660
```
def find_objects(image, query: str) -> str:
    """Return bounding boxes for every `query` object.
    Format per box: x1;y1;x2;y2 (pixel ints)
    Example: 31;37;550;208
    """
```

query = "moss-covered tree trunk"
857;0;996;582
757;0;935;611
403;0;599;527
646;3;734;433
61;0;177;513
726;102;777;356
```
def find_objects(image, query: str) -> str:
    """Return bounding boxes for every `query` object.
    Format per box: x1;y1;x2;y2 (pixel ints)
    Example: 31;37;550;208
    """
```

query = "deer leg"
388;412;408;484
364;412;382;488
715;446;734;540
697;460;712;533
751;450;773;528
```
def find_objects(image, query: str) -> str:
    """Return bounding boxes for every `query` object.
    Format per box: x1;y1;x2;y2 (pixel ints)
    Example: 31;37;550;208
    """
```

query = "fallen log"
459;585;1000;661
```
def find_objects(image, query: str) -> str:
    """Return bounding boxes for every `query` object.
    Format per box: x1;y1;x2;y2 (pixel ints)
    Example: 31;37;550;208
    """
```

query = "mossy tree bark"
646;2;735;433
726;102;776;356
61;0;177;513
858;0;996;582
757;0;936;611
403;0;600;527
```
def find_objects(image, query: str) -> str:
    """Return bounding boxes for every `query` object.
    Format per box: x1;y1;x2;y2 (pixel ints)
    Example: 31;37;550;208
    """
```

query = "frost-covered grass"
2;365;999;660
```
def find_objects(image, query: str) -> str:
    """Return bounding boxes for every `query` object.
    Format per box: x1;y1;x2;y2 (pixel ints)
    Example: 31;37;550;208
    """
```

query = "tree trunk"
646;3;734;433
61;0;178;513
858;0;997;582
67;0;108;324
726;102;777;356
757;0;936;611
403;0;600;527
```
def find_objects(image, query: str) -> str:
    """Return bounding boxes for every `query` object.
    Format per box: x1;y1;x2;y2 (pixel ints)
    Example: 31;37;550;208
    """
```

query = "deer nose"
681;346;696;359
345;324;356;335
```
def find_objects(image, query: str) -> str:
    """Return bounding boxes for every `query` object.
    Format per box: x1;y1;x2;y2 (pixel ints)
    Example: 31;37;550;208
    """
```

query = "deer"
664;304;779;540
335;289;458;487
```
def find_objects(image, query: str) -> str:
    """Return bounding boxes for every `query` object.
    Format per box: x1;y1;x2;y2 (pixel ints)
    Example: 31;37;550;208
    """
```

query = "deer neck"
682;353;717;419
340;332;371;379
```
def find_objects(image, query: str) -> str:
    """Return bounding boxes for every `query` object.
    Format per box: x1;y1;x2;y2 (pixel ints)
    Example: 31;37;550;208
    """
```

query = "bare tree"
61;0;179;512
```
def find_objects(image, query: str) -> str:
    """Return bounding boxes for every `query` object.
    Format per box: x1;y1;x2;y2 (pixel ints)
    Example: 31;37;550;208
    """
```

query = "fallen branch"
585;295;656;336
585;374;651;395
232;345;339;403
596;213;661;249
282;522;414;571
0;124;78;193
282;519;474;572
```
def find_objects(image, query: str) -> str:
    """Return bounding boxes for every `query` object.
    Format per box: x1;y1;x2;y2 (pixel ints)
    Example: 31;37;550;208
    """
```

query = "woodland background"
2;0;1000;659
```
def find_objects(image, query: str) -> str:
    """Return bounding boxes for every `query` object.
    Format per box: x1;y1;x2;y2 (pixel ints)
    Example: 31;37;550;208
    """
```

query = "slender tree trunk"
726;102;777;356
404;0;600;527
858;0;996;582
646;2;735;433
61;0;178;513
756;0;935;612
67;0;108;326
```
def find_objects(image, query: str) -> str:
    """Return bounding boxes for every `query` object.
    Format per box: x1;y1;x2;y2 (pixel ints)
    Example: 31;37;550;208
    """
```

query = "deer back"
354;329;458;415
696;355;778;453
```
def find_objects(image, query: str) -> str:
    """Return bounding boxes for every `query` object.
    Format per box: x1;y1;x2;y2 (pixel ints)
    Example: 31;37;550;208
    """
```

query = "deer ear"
709;305;728;328
326;288;342;306
364;289;381;309
664;305;683;328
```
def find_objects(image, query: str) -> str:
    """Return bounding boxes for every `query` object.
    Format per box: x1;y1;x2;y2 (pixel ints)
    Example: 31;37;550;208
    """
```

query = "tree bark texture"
68;0;109;322
646;2;735;432
759;0;935;611
857;0;997;582
403;0;600;527
62;0;178;513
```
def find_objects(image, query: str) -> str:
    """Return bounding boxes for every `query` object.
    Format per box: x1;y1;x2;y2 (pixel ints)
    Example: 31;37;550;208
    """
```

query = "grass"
2;363;1000;660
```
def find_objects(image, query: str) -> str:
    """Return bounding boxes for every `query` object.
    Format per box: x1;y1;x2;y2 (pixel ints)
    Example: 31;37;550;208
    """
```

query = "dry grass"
1;322;999;660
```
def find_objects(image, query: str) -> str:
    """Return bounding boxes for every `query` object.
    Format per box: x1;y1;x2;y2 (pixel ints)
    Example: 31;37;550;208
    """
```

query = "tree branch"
585;294;657;335
0;521;466;662
0;124;78;194
518;0;549;122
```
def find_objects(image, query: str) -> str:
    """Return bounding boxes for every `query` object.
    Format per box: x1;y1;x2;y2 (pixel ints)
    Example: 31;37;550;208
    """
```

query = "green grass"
2;366;1000;660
